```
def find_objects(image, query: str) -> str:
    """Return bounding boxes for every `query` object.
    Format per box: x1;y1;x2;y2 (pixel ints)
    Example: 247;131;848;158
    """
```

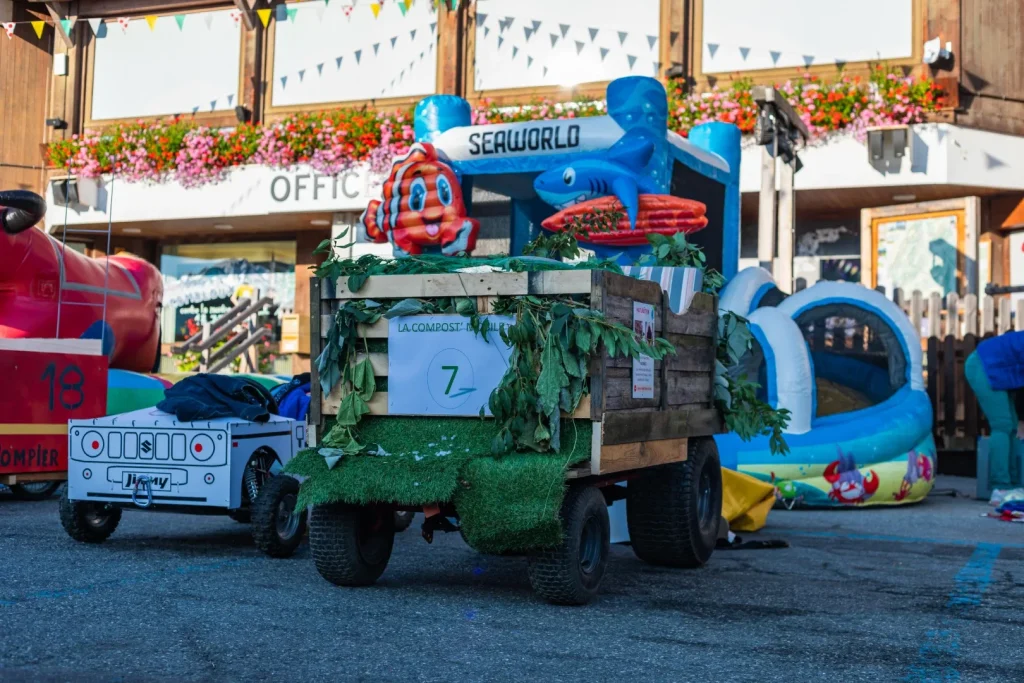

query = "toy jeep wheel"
626;436;722;568
59;487;121;543
526;485;610;605
393;510;414;532
251;475;306;558
10;481;61;501
310;504;394;587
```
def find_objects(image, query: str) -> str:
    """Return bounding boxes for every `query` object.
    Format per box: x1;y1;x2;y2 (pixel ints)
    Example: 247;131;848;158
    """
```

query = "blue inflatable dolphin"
533;130;661;229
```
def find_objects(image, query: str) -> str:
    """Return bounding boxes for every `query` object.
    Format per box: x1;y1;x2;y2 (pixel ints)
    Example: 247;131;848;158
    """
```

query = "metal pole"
777;160;796;293
757;143;777;274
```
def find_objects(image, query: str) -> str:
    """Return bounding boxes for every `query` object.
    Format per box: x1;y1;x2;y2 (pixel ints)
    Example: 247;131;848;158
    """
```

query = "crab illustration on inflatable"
0;190;163;373
361;143;480;256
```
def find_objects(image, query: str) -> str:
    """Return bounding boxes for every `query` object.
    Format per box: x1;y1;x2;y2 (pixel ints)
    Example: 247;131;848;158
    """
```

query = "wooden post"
947;292;961;340
998;297;1012;335
964;294;979;337
981;295;994;335
910;291;924;333
757;147;776;274
927;293;942;339
1017;299;1024;332
776;160;795;293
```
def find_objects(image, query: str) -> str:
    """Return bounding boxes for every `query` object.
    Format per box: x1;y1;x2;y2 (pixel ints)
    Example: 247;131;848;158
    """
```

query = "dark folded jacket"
157;374;279;423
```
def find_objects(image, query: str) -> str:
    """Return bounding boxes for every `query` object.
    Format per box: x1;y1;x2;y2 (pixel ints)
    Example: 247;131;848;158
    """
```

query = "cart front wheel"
10;481;61;501
626;436;722;568
251;475;306;558
59;487;121;543
310;504;395;586
526;485;610;605
393;510;414;532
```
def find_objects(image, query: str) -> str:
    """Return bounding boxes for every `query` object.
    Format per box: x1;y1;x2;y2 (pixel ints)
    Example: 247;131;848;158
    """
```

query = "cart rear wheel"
251;475;306;558
59;486;121;544
526;485;609;605
626;436;722;568
310;503;394;586
393;510;414;532
10;481;61;501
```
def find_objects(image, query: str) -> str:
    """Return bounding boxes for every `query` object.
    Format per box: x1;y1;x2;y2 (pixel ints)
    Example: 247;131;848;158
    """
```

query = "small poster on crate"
632;301;655;399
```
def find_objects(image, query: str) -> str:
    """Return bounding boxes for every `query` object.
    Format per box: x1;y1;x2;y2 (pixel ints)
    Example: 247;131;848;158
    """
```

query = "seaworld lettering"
467;125;581;156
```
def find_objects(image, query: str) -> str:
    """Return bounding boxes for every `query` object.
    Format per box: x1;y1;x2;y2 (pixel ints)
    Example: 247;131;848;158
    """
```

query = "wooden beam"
231;0;254;30
43;2;73;48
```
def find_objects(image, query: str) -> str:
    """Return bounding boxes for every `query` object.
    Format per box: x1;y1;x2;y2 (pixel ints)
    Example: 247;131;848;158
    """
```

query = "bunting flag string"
702;36;852;69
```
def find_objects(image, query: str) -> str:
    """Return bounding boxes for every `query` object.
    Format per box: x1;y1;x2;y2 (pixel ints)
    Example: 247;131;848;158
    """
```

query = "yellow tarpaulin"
722;468;775;532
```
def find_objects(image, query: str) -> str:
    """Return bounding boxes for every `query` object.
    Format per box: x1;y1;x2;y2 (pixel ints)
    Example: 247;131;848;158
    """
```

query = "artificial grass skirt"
286;416;592;554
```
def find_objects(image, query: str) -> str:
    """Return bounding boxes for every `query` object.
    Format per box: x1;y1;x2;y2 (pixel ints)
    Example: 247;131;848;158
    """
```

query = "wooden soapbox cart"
307;270;723;604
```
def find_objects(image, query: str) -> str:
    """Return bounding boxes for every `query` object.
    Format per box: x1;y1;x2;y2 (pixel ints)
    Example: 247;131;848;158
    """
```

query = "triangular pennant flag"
405;0;413;9
497;35;504;48
527;56;533;67
227;94;235;106
325;0;331;5
390;78;395;88
229;10;242;26
550;33;558;47
739;46;750;60
204;13;215;29
588;27;598;41
477;12;487;24
559;23;569;38
483;26;490;37
391;36;398;48
286;8;298;22
652;61;660;76
398;2;407;15
276;5;288;21
354;49;362;63
317;62;325;75
2;22;15;39
257;9;271;27
117;17;131;32
512;46;518;58
835;59;847;70
210;99;217;110
280;76;288;88
448;0;458;9
370;2;381;18
627;54;637;70
298;69;306;82
192;106;200;114
531;20;541;31
600;47;609;61
802;54;814;67
87;18;103;35
617;31;627;45
315;4;326;20
410;60;414;71
420;50;424;59
543;66;548;77
336;56;344;68
524;27;534;40
373;42;380;55
575;40;584;54
31;21;45;39
670;30;679;45
503;16;514;31
707;43;719;58
430;22;436;33
60;18;75;35
646;35;656;49
399;69;404;81
174;14;186;30
145;15;158;30
410;29;416;40
343;6;353;18
770;50;781;64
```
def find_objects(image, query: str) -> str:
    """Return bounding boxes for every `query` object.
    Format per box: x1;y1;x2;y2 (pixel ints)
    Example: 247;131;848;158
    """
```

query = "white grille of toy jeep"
73;428;224;465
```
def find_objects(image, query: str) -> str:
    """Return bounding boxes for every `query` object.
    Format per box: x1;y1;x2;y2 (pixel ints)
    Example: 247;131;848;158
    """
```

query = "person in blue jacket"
965;330;1024;495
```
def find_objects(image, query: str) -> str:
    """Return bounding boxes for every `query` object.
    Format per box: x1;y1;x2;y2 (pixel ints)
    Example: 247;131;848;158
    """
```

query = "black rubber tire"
59;487;122;544
626;436;723;568
251;475;306;558
10;481;61;501
310;504;394;586
393;510;414;532
227;509;251;524
526;485;610;605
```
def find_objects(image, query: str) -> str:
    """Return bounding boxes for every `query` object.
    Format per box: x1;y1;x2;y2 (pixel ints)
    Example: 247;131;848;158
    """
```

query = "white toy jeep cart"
59;407;308;558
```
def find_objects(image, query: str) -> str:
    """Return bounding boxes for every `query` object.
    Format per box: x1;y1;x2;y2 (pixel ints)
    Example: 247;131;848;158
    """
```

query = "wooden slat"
998;297;1012;335
601;408;722;446
663;309;716;338
354;353;389;376
665;372;713;406
603;368;660;411
593;438;689;476
322;390;591;419
943;335;957;441
927;336;939;441
527;270;593;295
963;334;979;440
327;273;529;299
928;293;942;338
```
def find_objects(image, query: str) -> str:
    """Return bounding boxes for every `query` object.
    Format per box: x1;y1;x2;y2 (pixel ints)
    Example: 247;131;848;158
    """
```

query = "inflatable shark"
533;130;661;229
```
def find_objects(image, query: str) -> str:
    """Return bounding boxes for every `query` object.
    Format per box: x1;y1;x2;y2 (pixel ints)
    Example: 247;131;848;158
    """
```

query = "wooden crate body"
311;270;721;477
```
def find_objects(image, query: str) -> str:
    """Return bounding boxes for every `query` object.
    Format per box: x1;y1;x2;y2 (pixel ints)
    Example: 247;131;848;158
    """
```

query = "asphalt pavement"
1;477;1022;683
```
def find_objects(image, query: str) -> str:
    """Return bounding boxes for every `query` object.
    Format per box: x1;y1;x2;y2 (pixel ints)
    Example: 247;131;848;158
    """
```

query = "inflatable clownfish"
360;143;480;257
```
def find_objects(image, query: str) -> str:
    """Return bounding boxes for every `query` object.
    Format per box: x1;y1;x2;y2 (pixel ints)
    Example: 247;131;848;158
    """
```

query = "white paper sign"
387;315;515;416
632;301;655;399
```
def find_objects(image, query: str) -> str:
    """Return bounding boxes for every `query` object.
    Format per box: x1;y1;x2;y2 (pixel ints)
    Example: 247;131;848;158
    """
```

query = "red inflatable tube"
0;191;163;373
541;194;709;247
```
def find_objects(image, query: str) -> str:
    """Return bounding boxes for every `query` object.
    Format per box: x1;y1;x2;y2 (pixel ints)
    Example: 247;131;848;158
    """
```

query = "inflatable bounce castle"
359;74;933;510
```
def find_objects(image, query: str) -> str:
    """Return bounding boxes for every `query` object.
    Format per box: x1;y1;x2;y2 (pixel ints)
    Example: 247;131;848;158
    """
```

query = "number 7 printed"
441;365;459;395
